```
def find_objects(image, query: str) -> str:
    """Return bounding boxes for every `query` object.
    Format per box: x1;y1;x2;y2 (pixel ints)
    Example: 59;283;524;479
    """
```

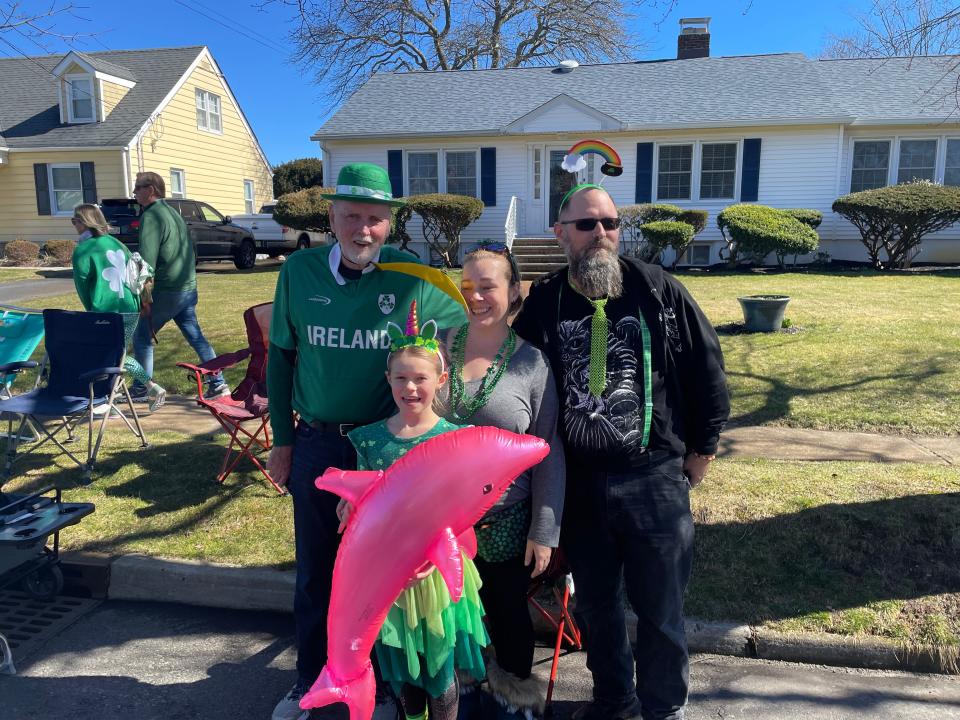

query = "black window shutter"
635;143;653;203
387;150;404;198
740;138;762;202
480;147;496;207
80;162;97;203
34;163;51;216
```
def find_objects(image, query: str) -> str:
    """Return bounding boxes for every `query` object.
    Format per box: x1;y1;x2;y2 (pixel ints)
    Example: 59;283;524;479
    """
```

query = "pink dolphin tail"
300;663;376;720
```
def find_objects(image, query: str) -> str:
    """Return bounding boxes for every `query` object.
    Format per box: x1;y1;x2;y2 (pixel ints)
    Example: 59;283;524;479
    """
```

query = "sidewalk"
82;396;960;674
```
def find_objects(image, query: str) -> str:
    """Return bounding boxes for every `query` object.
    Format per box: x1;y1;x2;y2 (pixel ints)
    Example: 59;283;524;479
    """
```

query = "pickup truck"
101;197;259;269
232;202;328;257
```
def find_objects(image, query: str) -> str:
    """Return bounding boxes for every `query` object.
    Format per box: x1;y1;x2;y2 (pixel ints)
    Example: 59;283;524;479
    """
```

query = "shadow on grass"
689;492;960;626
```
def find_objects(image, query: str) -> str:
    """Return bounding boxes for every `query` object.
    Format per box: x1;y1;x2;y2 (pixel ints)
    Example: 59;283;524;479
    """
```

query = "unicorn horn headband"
386;300;444;370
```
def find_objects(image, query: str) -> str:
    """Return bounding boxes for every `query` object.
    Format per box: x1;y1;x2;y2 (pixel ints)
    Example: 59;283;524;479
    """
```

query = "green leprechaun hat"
321;162;405;206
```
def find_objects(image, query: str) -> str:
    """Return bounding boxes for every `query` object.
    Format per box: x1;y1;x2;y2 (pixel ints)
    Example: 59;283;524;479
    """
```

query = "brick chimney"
677;17;710;60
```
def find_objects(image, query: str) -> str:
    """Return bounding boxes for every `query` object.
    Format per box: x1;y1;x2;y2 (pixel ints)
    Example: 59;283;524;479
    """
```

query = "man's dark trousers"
562;451;694;720
287;421;355;683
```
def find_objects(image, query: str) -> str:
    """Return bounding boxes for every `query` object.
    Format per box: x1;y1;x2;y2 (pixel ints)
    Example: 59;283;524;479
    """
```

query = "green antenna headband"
557;183;609;216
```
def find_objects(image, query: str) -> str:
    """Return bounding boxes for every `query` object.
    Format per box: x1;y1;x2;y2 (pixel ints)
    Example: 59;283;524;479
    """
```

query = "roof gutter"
624;116;857;130
848;116;960;126
8;145;127;152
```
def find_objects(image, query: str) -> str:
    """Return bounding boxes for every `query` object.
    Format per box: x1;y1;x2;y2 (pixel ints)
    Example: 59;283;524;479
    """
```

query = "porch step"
511;237;566;280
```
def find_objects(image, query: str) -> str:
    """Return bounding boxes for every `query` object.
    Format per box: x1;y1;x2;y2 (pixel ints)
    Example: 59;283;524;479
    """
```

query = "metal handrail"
504;195;519;250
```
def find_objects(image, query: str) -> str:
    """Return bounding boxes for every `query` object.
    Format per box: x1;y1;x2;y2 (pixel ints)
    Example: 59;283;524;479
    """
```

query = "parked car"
100;198;259;269
232;201;328;257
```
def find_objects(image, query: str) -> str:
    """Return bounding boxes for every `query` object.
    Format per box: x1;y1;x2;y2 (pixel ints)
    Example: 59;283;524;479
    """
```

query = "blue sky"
9;0;872;166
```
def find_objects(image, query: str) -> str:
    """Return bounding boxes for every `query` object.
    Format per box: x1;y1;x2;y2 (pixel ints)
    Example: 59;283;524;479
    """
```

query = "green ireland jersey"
270;244;466;425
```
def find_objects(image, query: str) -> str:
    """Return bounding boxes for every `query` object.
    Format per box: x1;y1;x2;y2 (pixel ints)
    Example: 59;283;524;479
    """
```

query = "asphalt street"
1;600;958;719
0;278;74;305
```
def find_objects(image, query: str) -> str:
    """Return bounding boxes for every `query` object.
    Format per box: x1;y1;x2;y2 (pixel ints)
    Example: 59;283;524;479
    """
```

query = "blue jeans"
562;452;694;720
132;289;222;392
287;421;356;683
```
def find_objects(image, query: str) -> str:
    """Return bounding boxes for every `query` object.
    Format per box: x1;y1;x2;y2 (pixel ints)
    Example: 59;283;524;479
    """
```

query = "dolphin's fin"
315;469;383;506
427;527;465;602
458;526;477;560
301;663;376;720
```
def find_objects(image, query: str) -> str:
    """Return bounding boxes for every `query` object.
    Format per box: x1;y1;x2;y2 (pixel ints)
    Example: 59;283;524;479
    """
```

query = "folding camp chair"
177;302;282;494
1;309;148;484
528;548;582;713
0;305;46;443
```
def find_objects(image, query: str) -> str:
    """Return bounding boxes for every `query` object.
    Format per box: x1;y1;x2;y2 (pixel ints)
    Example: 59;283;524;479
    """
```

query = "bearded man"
512;184;729;720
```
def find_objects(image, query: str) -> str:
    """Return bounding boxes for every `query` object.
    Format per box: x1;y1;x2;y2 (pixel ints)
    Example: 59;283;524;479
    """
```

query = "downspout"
121;146;132;197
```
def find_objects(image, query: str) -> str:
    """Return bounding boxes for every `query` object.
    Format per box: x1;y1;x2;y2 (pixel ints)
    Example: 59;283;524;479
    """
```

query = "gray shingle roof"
0;46;202;148
313;53;960;139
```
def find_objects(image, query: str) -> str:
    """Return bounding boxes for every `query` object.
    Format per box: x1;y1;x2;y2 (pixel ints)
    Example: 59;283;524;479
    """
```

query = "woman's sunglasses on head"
558;217;621;232
475;241;521;283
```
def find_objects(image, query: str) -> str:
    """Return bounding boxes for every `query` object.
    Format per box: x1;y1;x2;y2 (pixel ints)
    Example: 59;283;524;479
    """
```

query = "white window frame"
170;168;186;199
896;137;938;184
679;243;712;266
849;138;892;193
443;149;479;198
66;73;95;124
405;149;480;197
48;163;83;216
243;179;255;214
698;142;738;200
532;147;542;200
655;143;694;201
195;88;223;134
943;137;960;186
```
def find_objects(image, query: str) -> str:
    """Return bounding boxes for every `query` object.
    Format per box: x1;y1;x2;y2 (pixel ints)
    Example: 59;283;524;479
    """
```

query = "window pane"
196;108;207;129
851;141;890;192
945;139;960;185
51;166;81;190
533;148;541;200
200;204;222;222
445;151;476;196
700;143;736;199
54;190;83;213
408;152;438;195
657;145;692;200
171;170;184;198
210;112;221;132
897;139;937;183
70;78;93;119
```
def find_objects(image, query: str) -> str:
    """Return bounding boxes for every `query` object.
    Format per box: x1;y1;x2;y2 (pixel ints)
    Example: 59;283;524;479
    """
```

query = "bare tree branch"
822;0;960;58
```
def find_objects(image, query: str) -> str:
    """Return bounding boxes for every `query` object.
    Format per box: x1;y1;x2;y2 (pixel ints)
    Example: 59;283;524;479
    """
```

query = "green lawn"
0;268;72;282
2;442;956;654
13;265;960;434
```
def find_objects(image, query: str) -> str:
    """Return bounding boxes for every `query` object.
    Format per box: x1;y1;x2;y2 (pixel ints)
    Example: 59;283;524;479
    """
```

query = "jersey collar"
328;241;382;285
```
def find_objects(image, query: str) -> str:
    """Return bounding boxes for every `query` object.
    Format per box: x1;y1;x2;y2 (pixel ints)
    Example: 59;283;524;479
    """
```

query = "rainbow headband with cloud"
386;300;444;370
561;139;623;178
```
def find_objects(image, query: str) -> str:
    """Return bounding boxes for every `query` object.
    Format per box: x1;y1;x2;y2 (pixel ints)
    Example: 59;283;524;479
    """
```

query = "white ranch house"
312;22;960;267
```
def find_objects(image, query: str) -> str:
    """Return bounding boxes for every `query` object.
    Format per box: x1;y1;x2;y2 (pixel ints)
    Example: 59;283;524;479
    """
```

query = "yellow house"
0;46;272;245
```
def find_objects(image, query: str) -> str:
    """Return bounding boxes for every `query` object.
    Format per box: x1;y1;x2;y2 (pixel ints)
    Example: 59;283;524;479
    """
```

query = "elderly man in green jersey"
267;163;466;720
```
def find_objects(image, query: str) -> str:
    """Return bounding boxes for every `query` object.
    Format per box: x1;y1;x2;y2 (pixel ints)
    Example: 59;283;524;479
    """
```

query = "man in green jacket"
267;163;466;720
130;171;227;400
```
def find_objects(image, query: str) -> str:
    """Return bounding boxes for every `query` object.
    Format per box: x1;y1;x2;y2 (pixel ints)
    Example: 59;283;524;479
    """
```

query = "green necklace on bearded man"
449;323;516;422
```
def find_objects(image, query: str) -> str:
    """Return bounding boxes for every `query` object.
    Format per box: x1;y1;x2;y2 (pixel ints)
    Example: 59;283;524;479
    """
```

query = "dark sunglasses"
474;241;521;283
559;217;621;232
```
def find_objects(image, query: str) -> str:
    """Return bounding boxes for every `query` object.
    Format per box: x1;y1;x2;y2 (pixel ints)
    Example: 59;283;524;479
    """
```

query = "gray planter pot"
737;295;790;333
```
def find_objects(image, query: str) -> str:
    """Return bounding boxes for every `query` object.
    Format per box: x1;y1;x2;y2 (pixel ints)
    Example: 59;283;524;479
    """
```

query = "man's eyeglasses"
559;217;621;232
475;241;521;283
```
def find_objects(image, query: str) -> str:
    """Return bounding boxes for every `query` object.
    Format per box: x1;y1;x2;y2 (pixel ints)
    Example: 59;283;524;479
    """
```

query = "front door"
545;148;590;231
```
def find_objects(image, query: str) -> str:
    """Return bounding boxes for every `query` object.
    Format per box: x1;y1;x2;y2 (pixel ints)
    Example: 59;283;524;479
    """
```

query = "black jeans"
287;421;356;683
562;452;693;720
474;544;535;679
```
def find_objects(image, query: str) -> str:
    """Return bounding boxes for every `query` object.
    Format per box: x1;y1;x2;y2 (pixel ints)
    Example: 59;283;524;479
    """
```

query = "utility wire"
171;0;287;55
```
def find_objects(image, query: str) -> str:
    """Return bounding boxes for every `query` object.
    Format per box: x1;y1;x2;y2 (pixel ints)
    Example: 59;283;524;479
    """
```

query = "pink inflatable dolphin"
300;426;549;720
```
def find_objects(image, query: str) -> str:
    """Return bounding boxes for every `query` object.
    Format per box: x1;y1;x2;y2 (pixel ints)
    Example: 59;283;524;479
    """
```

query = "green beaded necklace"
448;323;516;422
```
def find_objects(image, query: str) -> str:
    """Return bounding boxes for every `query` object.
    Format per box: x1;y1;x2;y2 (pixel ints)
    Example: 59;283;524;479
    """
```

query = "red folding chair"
528;547;583;711
177;302;284;494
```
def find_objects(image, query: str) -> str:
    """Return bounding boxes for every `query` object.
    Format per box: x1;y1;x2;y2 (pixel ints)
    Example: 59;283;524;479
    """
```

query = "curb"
72;554;956;675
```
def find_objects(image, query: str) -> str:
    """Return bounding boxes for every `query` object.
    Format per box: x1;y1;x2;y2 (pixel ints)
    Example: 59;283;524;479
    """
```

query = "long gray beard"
571;248;623;299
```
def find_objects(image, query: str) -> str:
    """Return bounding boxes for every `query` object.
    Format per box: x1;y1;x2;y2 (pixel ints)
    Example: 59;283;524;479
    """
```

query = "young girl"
340;304;488;720
71;203;167;412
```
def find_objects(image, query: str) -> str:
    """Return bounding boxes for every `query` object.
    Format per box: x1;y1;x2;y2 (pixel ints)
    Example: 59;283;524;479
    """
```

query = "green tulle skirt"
375;555;489;698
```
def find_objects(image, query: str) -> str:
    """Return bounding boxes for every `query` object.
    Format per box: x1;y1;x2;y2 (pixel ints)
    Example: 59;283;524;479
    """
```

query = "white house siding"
835;125;960;263
323;122;960;266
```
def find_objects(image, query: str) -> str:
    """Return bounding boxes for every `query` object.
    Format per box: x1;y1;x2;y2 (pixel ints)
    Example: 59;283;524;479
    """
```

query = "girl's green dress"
347;417;489;697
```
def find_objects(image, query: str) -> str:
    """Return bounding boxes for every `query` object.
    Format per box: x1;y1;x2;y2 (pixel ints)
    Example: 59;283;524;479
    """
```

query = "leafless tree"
0;2;86;48
264;0;641;102
822;0;960;58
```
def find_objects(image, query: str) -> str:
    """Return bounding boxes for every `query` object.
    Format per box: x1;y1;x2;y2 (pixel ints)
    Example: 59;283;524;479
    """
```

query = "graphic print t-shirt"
548;280;662;470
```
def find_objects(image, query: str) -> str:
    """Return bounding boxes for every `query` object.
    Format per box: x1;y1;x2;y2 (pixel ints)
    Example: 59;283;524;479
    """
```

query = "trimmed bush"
620;203;684;262
388;204;417;256
272;187;334;233
717;204;819;267
783;208;823;230
3;238;41;266
406;194;484;267
640;221;694;269
832;181;960;269
273;158;324;198
677;209;708;235
44;239;77;266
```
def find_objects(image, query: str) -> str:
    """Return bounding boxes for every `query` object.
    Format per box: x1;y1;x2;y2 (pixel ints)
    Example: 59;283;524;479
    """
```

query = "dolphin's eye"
482;484;493;495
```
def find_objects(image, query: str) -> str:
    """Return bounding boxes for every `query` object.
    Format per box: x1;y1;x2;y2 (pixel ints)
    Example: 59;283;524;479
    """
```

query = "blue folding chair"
1;309;148;484
0;305;46;443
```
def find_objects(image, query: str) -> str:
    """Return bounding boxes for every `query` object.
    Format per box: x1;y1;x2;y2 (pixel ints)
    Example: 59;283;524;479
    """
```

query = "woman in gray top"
446;247;565;720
